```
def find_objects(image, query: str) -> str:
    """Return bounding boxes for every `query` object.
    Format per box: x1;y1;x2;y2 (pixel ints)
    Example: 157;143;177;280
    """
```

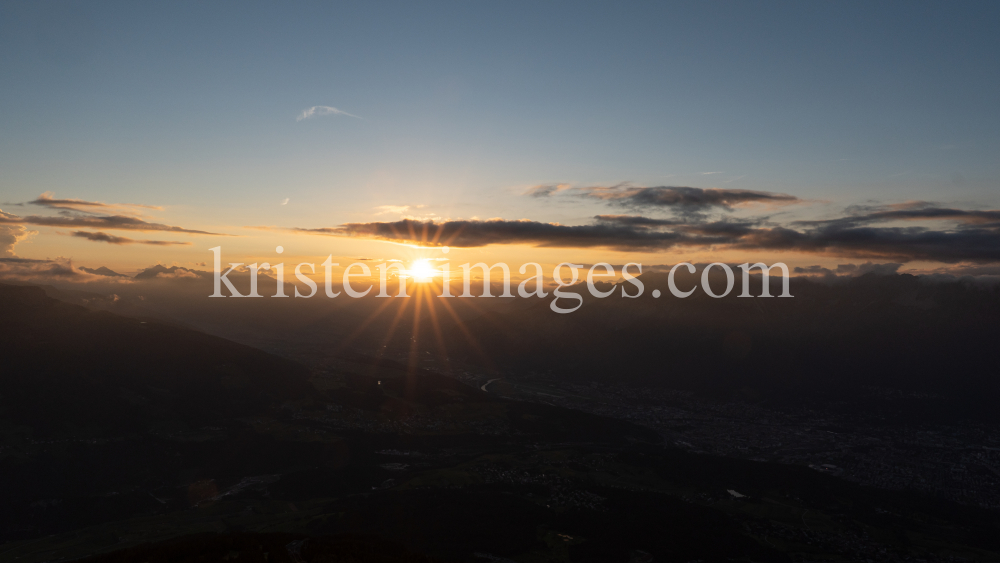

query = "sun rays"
328;264;498;382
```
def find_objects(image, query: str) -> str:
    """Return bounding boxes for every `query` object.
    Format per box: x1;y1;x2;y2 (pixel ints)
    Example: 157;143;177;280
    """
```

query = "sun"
407;259;437;282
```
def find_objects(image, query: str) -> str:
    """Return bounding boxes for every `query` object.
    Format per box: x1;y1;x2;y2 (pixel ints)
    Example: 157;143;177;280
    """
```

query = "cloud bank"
0;257;109;282
284;201;1000;263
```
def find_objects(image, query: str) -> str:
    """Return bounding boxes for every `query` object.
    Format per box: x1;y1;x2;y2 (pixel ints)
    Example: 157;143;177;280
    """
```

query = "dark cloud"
920;264;1000;277
0;257;107;282
525;184;570;198
71;231;192;246
837;262;904;276
593;215;681;227
296;209;1000;263
793;265;834;275
732;224;1000;263
28;192;162;213
0;208;224;235
302;218;719;250
299;217;766;251
30;193;112;210
794;263;903;277
0;257;50;264
574;186;800;211
590;215;758;238
679;219;760;237
795;202;1000;229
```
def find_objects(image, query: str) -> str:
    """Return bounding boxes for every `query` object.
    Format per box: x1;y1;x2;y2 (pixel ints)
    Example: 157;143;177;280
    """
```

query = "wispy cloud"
525;183;572;198
0;207;226;235
71;231;193;246
374;205;411;215
793;202;1000;229
572;185;801;211
296;106;362;121
28;192;162;215
525;183;800;212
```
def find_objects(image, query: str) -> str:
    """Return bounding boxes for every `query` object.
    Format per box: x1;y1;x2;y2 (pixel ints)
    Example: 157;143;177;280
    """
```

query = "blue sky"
2;1;999;271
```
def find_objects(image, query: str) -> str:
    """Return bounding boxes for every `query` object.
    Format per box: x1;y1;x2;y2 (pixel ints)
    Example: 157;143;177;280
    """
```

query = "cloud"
281;206;1000;263
727;224;1000;263
0;257;108;282
793;265;834;276
917;264;1000;277
290;218;722;250
525;184;571;198
0;257;49;264
572;185;801;211
134;264;210;280
0;224;30;257
79;266;127;277
248;191;1000;264
374;205;411;215
71;231;192;246
837;262;904;276
296;106;361;121
795;202;1000;228
28;192;162;214
593;214;681;228
794;262;903;277
0;208;225;235
153;268;202;279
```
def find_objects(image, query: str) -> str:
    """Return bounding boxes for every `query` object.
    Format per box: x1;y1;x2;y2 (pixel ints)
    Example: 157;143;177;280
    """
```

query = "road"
480;378;502;392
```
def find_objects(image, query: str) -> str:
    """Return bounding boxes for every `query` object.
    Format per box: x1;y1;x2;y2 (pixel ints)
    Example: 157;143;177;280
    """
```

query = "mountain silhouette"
0;283;313;433
4;281;1000;562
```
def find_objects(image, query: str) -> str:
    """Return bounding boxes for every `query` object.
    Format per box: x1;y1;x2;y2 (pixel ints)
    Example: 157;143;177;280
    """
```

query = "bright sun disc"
408;259;437;281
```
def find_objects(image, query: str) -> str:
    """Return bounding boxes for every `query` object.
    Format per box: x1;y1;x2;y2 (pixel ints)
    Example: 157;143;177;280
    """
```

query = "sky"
2;1;999;278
